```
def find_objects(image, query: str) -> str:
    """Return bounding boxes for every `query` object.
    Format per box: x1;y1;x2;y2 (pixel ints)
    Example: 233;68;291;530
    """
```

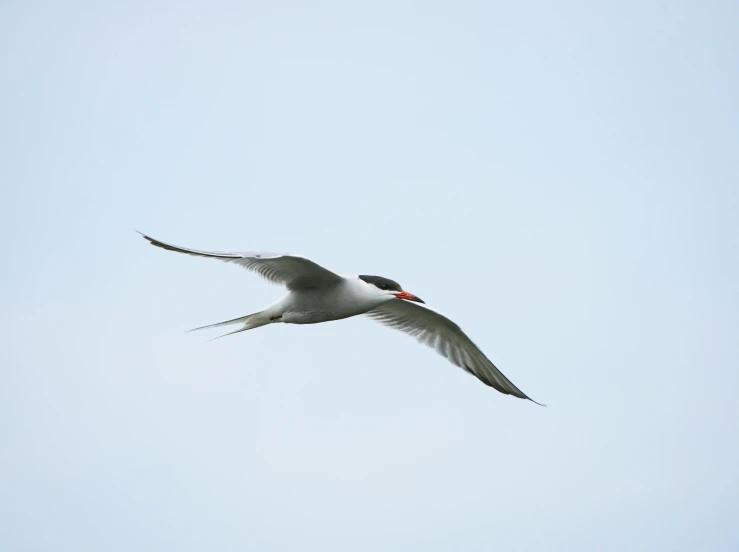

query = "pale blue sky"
2;1;738;550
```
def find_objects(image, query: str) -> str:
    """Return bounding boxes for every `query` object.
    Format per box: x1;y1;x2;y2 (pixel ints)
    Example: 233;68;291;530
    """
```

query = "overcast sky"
2;1;738;550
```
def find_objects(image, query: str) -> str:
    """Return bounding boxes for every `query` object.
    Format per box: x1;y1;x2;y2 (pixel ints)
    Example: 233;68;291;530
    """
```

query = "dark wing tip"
501;387;546;407
136;230;155;243
136;231;179;253
464;363;546;406
136;231;244;260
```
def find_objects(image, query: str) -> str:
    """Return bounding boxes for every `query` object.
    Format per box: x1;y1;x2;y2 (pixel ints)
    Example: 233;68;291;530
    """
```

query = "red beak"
394;291;425;304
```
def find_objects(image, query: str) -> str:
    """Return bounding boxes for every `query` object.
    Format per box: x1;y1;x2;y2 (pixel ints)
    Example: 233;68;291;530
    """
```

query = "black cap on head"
358;275;403;293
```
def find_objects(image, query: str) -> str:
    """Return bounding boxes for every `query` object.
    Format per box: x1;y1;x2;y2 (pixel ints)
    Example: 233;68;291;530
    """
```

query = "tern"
140;232;541;404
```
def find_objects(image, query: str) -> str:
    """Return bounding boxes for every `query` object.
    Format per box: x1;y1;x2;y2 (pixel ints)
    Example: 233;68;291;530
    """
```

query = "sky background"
2;1;738;550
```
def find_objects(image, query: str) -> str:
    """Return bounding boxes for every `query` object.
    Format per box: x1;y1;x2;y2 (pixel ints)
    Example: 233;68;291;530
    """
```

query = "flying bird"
139;232;541;404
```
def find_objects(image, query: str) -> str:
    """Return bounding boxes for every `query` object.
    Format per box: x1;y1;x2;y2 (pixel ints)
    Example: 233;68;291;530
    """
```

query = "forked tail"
188;311;270;340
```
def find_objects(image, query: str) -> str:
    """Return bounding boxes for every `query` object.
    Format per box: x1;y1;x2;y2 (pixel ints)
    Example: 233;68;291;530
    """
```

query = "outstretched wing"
366;299;542;404
139;232;343;290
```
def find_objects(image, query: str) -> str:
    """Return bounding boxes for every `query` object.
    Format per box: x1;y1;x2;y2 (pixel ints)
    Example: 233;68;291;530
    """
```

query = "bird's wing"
365;299;542;404
139;233;343;290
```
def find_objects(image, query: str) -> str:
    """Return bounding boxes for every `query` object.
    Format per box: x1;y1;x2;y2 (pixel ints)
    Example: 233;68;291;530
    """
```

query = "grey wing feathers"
138;232;343;290
366;300;542;405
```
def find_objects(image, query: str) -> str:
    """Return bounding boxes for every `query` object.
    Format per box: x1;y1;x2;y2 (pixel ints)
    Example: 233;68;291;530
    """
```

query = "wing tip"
527;396;547;407
506;388;546;407
136;231;246;259
140;234;173;252
136;230;157;245
462;362;545;406
136;231;198;255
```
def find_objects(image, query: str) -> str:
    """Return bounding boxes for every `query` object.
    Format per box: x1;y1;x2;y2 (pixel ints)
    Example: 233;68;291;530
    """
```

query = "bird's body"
264;277;388;324
140;232;542;405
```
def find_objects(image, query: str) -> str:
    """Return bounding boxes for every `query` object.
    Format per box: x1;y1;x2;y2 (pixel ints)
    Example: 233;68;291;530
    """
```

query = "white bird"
140;232;542;405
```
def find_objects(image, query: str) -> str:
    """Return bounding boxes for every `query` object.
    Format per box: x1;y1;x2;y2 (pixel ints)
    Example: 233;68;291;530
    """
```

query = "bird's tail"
188;311;270;341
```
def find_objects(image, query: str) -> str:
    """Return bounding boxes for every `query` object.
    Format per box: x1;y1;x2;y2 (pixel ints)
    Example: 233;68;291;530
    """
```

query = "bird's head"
358;275;425;304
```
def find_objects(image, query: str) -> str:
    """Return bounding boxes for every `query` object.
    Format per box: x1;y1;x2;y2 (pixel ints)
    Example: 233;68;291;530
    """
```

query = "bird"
139;232;542;405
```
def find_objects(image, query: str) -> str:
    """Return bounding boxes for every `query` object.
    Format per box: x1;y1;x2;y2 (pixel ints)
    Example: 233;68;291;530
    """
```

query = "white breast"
274;276;388;324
